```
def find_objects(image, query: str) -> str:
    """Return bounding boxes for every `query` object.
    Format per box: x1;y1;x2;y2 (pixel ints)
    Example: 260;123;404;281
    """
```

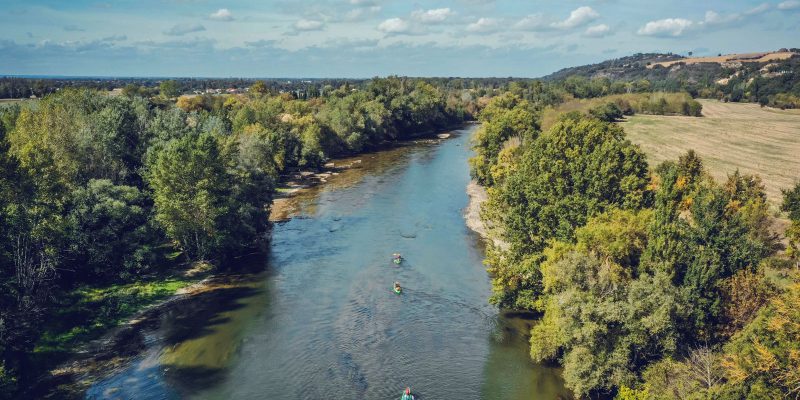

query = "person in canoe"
393;253;402;264
401;387;414;400
393;282;402;294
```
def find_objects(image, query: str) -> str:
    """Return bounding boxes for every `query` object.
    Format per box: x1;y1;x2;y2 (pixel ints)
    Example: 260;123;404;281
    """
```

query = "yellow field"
623;100;800;203
647;51;796;68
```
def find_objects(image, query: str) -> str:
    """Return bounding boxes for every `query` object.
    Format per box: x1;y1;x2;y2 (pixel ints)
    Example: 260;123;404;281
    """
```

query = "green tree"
66;179;157;280
146;132;235;261
469;93;538;186
781;182;800;263
159;80;180;98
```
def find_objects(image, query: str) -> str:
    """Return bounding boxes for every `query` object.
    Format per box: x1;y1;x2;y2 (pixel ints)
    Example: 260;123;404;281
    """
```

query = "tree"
250;80;269;96
146;132;235;261
588;102;624;122
469;93;538;186
781;182;800;264
159;80;180;98
66;179;157;281
721;283;800;398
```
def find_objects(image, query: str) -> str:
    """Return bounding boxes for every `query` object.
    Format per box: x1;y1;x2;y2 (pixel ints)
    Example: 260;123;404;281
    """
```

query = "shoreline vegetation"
0;77;475;398
33;125;466;399
469;91;800;399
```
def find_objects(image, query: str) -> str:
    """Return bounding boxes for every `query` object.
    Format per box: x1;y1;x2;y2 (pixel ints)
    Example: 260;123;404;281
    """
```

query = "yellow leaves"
723;283;800;395
675;175;688;190
720;354;748;383
647;174;661;192
752;339;779;374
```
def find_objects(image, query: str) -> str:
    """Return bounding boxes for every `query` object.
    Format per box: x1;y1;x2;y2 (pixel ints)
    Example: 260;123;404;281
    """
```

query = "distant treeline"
540;92;703;130
0;77;471;397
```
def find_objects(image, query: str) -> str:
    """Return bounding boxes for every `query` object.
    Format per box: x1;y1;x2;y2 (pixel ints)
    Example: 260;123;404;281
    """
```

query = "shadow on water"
82;271;271;399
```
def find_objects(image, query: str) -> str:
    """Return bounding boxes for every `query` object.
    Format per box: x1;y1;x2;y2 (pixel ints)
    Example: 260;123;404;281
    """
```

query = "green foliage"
469;93;538;186
66;179;158;281
782;182;800;221
531;210;681;396
146;132;237;261
720;283;800;398
588;102;624;122
158;80;180;98
489;116;650;256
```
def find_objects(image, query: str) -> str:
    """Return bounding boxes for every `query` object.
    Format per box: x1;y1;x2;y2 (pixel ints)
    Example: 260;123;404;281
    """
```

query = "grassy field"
623;99;800;204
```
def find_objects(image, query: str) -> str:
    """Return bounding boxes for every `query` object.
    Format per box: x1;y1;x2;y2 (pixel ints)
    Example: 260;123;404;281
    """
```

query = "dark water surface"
85;125;571;400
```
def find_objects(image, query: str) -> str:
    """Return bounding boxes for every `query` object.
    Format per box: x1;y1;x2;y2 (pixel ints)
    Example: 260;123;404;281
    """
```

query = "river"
84;125;571;400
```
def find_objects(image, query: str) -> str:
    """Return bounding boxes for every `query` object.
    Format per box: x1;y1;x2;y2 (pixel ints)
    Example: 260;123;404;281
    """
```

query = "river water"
85;125;571;400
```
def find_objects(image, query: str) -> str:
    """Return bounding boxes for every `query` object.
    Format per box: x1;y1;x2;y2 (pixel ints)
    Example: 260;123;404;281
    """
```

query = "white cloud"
552;6;599;29
515;7;600;31
164;23;206;36
209;8;233;21
411;8;455;23
637;18;694;37
703;10;738;25
583;24;611;37
745;3;770;15
778;0;800;10
345;6;381;21
378;18;410;34
293;19;324;31
514;14;548;31
466;18;499;33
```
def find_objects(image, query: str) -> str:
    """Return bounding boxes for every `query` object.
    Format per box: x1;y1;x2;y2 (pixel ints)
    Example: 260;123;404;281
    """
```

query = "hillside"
542;49;799;82
647;50;796;69
541;49;800;108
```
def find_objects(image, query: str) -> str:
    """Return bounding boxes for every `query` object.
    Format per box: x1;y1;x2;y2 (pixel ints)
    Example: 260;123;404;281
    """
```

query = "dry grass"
656;51;795;68
648;51;796;69
623;99;800;204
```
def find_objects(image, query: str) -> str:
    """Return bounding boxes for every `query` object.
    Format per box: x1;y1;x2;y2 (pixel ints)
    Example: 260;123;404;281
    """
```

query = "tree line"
472;93;800;399
0;77;468;397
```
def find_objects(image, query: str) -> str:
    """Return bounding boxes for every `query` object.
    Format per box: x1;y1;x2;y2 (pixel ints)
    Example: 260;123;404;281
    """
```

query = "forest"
471;92;800;399
0;77;467;397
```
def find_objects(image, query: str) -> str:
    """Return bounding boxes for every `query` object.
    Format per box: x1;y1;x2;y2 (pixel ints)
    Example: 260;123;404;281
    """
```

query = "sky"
0;0;798;78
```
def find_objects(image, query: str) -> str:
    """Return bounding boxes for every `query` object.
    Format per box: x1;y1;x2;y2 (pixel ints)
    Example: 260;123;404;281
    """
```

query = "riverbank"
465;180;489;238
464;180;510;250
37;127;465;399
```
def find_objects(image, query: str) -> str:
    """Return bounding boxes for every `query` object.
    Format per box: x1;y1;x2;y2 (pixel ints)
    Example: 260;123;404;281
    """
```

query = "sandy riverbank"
465;180;510;250
465;180;489;238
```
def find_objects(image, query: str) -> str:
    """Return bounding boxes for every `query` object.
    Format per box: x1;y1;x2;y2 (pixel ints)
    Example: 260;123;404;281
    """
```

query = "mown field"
623;99;800;204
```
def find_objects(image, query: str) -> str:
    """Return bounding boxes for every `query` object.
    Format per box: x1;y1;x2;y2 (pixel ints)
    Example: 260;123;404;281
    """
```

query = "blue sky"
0;0;798;78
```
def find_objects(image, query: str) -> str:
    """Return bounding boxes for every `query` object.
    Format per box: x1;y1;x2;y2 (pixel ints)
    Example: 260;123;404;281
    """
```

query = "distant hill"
540;49;800;108
541;49;800;83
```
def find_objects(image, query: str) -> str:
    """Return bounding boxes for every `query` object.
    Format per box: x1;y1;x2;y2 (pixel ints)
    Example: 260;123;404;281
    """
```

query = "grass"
623;99;800;204
34;277;196;356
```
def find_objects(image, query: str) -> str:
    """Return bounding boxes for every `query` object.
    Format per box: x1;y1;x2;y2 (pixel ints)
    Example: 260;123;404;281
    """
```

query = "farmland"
623;99;800;203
